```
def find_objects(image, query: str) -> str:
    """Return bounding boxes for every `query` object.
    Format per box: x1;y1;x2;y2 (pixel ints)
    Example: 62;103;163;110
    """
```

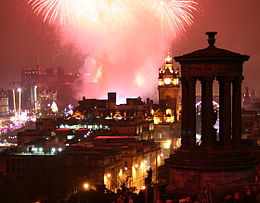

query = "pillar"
187;77;197;147
232;76;243;145
201;77;215;147
181;77;189;148
218;77;232;147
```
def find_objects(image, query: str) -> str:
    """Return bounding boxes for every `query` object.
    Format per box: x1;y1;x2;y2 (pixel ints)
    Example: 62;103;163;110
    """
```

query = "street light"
12;89;16;114
34;86;37;111
83;183;89;190
17;88;22;116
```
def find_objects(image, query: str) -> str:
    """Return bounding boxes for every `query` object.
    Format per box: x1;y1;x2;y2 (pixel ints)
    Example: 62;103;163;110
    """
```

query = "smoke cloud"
56;6;184;103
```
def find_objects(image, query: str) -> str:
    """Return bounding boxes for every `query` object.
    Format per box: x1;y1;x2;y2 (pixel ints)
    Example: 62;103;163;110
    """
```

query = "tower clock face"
164;78;172;85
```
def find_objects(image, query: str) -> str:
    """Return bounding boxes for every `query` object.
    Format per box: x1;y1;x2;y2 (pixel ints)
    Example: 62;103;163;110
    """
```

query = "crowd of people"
219;186;260;203
157;186;260;203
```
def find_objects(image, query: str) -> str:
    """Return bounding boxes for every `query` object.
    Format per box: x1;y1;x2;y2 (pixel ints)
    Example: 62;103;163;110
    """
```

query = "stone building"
0;136;161;197
165;32;256;198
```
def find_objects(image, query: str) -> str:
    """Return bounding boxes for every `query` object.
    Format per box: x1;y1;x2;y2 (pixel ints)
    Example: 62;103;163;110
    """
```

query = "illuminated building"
0;89;9;117
21;66;48;84
84;136;162;192
37;89;58;116
74;90;181;154
239;88;260;144
21;66;79;110
13;113;162;193
151;53;182;156
17;117;109;146
74;92;152;120
0;134;161;194
71;93;156;142
157;52;180;124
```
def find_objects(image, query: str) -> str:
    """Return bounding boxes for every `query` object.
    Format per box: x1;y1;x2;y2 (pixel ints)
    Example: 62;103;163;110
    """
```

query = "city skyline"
1;2;260;201
0;0;260;100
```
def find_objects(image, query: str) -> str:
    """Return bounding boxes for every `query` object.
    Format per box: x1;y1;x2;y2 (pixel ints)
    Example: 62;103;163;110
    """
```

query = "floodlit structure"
157;52;181;123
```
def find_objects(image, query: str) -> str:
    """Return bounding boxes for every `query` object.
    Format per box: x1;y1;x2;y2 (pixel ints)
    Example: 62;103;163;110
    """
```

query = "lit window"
173;78;179;85
158;79;164;86
166;108;172;115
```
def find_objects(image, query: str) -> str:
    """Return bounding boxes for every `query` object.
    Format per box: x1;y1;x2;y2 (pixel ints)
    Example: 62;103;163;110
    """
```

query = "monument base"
166;148;256;196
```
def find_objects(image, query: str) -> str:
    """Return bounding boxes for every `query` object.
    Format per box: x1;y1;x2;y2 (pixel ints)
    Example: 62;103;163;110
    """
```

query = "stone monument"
166;32;256;196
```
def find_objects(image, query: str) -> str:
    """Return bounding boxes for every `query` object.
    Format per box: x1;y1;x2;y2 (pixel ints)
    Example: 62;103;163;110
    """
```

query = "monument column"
181;77;189;148
187;77;197;148
201;77;214;147
218;77;232;147
232;76;243;145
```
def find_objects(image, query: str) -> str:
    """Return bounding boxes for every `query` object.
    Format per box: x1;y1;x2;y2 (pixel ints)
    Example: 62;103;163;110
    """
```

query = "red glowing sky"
0;0;260;101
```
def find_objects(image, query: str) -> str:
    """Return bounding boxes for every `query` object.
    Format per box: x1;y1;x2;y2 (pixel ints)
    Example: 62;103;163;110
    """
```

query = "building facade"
0;89;9;117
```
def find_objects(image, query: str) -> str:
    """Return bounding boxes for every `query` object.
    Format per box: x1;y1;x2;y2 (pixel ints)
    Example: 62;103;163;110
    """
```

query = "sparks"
142;0;198;34
28;0;83;25
28;0;132;28
28;0;198;33
85;0;130;28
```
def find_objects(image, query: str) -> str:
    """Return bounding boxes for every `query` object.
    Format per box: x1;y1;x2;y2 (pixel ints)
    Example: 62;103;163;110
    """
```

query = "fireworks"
142;0;198;34
28;0;83;25
29;0;132;28
28;0;199;101
28;0;198;33
85;0;130;28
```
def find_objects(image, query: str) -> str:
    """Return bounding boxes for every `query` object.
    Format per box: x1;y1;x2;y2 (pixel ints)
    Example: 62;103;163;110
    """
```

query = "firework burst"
28;0;83;25
85;0;130;27
28;0;198;33
142;0;198;34
28;0;132;28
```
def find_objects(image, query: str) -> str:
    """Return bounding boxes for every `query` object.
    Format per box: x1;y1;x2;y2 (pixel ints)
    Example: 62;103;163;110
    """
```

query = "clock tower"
158;52;180;120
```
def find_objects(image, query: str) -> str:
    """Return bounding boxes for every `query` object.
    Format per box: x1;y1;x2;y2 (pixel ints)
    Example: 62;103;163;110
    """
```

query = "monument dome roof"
174;32;249;62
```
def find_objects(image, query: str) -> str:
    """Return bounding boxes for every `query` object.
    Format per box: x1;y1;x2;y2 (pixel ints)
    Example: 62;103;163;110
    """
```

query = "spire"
165;50;173;64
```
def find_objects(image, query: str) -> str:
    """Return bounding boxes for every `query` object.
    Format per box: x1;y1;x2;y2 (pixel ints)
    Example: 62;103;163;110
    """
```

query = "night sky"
1;0;260;96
